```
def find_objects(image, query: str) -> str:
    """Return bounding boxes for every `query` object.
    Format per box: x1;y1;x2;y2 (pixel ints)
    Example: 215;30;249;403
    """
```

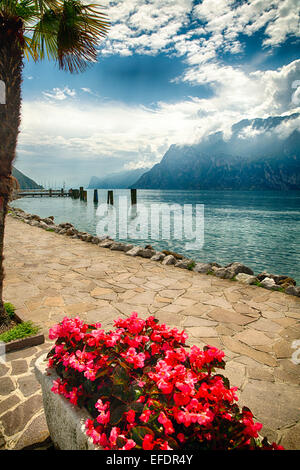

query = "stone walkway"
1;216;300;450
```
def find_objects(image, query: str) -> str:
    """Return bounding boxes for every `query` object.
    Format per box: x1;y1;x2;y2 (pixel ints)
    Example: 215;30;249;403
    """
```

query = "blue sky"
17;0;300;187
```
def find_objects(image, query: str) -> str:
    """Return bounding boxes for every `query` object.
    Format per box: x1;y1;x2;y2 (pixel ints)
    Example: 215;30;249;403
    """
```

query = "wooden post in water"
49;188;52;197
83;190;87;202
93;189;98;203
61;188;64;197
80;186;84;200
107;190;114;205
131;188;137;205
69;189;73;198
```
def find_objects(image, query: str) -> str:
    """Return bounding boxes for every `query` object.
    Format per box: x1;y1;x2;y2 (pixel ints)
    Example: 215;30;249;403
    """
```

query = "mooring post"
61;188;64;197
93;189;98;203
107;190;114;205
131;188;137;205
83;190;87;202
80;186;84;200
49;188;52;197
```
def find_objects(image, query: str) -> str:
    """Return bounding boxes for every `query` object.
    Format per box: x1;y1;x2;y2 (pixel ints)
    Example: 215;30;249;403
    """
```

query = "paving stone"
239;381;300;431
280;422;300;450
208;307;256;325
1;394;43;436
0;363;9;377
0;394;20;415
43;296;65;307
234;329;272;346
183;316;218;328
250;317;282;333
0;377;14;395
17;375;40;397
6;347;37;361
273;368;300;385
154;312;185;327
273;340;294;358
248;366;274;382
90;287;114;297
13;412;49;450
221;336;277;367
11;360;28;376
222;361;246;389
233;303;260;316
186;326;218;338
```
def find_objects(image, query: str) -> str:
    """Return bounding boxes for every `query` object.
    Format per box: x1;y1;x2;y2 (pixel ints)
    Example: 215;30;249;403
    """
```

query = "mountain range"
88;167;148;189
12;167;42;189
133;113;300;190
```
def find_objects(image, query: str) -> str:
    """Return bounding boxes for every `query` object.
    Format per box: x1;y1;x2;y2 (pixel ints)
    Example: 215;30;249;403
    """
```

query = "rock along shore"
8;206;300;298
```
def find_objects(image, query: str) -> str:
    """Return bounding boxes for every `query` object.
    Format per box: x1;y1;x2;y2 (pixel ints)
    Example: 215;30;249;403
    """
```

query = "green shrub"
0;321;39;343
187;261;196;270
4;302;16;318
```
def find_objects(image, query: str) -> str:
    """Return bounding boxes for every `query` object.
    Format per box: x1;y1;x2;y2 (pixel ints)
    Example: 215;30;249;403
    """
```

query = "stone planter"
34;353;98;450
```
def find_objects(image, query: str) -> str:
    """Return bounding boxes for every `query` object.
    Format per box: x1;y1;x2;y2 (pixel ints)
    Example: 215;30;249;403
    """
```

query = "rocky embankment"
8;206;300;298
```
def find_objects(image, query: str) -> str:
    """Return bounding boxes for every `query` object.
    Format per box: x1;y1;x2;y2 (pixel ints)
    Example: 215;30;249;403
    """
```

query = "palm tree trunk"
0;30;23;325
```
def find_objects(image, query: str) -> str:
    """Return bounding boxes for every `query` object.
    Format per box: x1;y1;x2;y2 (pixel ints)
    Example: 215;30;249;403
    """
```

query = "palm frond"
1;0;110;73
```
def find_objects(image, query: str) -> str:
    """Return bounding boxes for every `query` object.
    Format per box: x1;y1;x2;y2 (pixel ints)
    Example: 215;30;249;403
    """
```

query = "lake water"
11;189;300;283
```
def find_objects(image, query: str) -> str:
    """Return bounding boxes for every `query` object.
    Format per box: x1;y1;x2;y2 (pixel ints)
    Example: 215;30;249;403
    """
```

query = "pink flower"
143;434;155;450
121;439;136;450
140;410;152;423
126;410;136;424
158;412;174;435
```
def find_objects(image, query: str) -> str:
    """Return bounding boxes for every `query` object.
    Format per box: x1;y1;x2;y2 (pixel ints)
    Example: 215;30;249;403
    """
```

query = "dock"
14;189;71;198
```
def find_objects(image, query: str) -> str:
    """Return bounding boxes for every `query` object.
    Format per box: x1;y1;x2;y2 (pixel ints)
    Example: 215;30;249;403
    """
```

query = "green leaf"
215;374;230;388
130;426;155;447
112;365;130;386
110;403;127;426
166;436;179;450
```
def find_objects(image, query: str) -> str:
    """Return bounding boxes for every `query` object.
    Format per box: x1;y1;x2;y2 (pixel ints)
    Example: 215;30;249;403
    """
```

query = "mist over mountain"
88;168;148;189
12;167;43;190
133;114;300;190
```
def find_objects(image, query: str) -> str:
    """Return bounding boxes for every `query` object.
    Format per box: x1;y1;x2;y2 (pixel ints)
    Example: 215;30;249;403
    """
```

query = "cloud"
18;58;300;178
95;0;300;65
42;86;76;101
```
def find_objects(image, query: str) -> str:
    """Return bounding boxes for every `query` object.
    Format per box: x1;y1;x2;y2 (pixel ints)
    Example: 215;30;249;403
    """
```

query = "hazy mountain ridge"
88;168;148;189
133;114;300;190
12;167;43;190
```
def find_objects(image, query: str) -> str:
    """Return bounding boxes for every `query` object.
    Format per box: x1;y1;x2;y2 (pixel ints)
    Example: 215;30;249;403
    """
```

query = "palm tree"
0;0;109;325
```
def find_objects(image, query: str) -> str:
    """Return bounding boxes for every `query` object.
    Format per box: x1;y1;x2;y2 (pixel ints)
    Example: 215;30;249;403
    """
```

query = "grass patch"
46;228;55;232
4;302;16;319
207;270;215;275
272;286;285;293
253;280;263;287
187;261;196;271
0;321;39;343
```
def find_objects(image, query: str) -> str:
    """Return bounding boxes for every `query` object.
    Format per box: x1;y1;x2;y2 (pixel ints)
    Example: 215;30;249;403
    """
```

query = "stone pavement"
1;216;300;449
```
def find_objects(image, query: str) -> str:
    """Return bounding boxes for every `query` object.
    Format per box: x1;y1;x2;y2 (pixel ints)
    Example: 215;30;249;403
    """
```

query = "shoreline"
2;209;300;450
8;205;300;298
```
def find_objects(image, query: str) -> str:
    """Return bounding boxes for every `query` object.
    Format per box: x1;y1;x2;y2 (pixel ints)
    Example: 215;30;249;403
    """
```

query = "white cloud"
42;86;76;101
18;58;300;178
94;0;300;67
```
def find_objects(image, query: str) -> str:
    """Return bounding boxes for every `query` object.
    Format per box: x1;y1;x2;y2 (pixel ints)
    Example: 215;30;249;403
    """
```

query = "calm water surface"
12;190;300;283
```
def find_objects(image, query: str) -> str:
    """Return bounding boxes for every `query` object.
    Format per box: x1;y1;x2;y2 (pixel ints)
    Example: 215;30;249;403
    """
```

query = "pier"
14;188;71;198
